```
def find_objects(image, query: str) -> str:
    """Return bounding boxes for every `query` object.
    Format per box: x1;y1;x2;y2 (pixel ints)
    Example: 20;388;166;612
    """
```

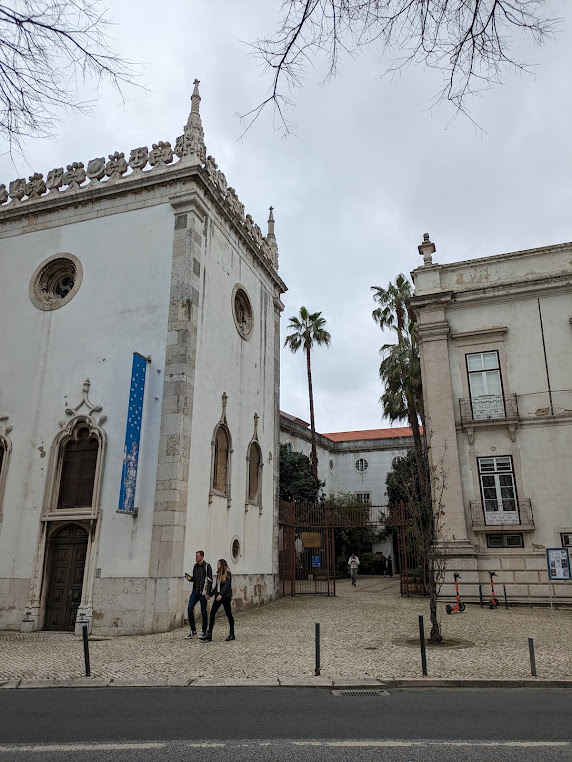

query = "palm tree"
284;307;331;483
371;276;427;493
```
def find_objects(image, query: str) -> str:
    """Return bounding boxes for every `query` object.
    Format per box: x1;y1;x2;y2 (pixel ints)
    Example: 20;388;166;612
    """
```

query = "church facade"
0;83;286;635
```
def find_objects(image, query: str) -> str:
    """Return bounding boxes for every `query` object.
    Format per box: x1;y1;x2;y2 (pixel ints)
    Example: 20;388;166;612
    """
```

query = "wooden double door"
44;524;88;631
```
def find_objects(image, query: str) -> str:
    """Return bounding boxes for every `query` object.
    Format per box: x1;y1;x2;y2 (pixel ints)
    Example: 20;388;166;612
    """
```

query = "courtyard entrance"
279;500;414;596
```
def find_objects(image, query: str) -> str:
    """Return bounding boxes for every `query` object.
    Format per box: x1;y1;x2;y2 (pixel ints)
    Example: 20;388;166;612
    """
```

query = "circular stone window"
231;537;241;562
30;254;83;311
355;457;369;473
232;284;254;340
329;458;334;472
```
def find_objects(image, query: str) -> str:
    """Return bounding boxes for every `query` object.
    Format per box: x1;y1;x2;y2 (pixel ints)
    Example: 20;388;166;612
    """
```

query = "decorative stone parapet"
0;81;278;270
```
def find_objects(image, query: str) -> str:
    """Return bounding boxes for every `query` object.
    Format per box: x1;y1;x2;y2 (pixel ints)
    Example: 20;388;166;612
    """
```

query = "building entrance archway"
44;524;88;631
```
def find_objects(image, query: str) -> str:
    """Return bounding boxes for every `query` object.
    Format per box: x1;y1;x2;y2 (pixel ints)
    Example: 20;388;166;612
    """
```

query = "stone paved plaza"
1;578;571;683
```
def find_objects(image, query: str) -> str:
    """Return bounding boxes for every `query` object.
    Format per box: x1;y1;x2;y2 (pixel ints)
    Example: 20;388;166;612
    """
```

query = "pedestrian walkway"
1;577;570;683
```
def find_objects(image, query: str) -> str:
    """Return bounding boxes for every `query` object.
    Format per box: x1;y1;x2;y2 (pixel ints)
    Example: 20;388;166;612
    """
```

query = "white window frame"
562;533;572;547
478;456;519;525
355;458;369;473
467;351;505;420
356;492;371;505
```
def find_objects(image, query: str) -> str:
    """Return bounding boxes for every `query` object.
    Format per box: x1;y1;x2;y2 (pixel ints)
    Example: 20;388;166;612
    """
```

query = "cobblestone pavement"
1;578;571;682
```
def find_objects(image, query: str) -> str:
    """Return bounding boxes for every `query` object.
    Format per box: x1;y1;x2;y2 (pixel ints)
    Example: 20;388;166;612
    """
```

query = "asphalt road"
0;687;570;760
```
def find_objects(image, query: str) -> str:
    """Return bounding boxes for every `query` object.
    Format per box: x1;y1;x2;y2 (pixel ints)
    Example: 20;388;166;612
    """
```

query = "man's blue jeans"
187;591;208;633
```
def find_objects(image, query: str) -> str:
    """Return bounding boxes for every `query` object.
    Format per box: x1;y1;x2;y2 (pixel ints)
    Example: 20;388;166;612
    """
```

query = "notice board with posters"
546;547;571;580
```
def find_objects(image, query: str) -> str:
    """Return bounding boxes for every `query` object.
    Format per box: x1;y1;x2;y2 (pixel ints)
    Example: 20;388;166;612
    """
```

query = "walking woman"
201;558;235;642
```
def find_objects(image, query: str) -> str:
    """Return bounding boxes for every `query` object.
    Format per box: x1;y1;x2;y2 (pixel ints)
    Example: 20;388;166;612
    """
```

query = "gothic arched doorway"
44;524;88;631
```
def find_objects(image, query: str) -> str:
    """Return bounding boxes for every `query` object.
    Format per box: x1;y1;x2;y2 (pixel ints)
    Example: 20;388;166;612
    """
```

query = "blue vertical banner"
117;352;149;514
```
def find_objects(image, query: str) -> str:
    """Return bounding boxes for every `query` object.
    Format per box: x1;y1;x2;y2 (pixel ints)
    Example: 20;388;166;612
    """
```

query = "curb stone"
51;678;110;688
110;678;168;687
3;677;572;689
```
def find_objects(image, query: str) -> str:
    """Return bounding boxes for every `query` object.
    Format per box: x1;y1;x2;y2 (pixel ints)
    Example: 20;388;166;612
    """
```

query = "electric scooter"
445;572;466;614
488;571;499;608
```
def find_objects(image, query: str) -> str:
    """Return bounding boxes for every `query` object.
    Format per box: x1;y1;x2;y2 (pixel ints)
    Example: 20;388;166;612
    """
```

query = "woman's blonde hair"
217;558;229;583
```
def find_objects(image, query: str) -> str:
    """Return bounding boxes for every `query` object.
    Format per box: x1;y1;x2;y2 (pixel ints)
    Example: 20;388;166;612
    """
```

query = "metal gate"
279;500;410;596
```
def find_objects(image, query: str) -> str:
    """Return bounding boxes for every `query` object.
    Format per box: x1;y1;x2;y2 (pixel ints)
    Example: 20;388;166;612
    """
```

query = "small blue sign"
312;556;321;568
118;353;149;514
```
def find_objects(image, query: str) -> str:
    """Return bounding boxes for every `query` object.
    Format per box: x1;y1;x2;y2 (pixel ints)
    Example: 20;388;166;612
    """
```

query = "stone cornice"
0;154;286;294
451;326;508;342
409;291;453;309
415;320;450;342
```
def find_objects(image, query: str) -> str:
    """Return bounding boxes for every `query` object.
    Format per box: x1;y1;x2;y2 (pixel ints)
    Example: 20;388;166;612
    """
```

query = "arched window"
248;441;262;504
58;427;99;509
213;426;230;494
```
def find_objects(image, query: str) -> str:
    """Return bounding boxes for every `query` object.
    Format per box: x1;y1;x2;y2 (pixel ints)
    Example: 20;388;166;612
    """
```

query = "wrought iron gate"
279;500;411;596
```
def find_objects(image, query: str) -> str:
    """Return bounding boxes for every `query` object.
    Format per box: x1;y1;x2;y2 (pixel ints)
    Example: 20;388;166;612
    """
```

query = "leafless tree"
0;1;136;150
245;0;560;129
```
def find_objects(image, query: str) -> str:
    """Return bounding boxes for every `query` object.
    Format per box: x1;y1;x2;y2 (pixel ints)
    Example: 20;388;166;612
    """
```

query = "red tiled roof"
321;427;421;442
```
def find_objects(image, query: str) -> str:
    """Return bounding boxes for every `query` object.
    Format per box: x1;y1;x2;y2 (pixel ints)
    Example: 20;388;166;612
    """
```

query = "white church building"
0;82;286;635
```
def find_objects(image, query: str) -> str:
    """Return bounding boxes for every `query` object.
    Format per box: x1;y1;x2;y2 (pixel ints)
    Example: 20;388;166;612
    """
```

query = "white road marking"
0;743;166;752
293;740;570;748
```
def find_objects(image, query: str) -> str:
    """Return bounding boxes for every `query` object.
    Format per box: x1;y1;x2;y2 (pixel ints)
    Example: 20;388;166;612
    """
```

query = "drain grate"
332;689;389;697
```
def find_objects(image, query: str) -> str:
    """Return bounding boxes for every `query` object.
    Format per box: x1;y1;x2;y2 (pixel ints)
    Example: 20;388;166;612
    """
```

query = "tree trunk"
428;587;442;643
404;387;428;497
306;345;319;483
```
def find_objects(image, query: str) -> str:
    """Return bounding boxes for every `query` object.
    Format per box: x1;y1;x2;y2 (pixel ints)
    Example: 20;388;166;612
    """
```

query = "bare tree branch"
0;0;139;151
245;0;560;129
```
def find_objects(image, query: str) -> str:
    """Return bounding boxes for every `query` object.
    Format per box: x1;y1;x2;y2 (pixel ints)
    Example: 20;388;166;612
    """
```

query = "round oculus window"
355;458;369;473
30;254;83;311
329;458;334;472
231;537;241;562
232;285;254;340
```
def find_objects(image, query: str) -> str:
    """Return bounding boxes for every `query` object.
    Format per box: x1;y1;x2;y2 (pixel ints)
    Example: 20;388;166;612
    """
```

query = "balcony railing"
460;394;518;424
470;498;533;529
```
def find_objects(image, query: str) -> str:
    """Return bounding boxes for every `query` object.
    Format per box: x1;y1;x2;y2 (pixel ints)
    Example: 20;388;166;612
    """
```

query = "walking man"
184;550;213;638
348;552;360;587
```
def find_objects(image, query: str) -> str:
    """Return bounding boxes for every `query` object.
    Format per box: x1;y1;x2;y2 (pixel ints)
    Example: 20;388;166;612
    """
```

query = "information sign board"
546;547;571;581
312;556;321;568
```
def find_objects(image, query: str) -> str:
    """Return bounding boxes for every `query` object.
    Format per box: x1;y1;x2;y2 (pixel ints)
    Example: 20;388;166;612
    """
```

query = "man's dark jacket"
190;561;213;596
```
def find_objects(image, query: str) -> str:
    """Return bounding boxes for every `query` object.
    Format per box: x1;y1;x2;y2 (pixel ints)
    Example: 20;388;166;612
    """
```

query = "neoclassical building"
411;235;572;603
0;83;286;635
279;412;415;556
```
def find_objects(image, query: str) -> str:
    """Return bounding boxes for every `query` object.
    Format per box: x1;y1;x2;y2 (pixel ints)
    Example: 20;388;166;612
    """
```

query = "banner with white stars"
117;352;149;514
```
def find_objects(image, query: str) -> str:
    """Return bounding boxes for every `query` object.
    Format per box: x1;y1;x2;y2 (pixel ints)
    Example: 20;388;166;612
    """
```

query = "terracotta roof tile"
321;427;421;442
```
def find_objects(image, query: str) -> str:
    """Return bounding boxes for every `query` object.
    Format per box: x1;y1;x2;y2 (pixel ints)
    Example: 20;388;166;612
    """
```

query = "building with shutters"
411;235;572;603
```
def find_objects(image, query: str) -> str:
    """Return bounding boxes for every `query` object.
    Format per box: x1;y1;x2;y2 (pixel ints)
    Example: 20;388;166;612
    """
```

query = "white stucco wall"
184;213;278;578
0;203;174;583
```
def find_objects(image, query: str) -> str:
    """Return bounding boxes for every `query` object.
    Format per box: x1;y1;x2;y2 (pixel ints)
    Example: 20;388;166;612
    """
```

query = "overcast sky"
2;0;571;434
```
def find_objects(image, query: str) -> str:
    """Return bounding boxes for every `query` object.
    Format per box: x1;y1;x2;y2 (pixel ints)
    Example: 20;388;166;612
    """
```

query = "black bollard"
528;638;537;677
479;584;483;608
418;615;427;677
503;585;509;610
315;622;321;676
82;624;91;677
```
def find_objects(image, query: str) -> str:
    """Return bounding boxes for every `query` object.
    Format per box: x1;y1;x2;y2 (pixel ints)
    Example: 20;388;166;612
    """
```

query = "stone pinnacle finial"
267;206;279;269
267;206;275;238
418;232;436;266
175;78;206;164
191;79;201;116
